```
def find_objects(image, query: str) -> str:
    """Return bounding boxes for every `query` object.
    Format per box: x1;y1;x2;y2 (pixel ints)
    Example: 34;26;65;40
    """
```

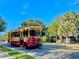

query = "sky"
0;0;79;32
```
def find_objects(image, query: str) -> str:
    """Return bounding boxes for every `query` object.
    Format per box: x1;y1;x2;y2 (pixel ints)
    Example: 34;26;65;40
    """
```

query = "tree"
21;19;45;27
48;21;59;36
0;17;6;32
48;11;79;43
48;20;60;42
0;34;8;42
54;12;78;37
21;22;28;27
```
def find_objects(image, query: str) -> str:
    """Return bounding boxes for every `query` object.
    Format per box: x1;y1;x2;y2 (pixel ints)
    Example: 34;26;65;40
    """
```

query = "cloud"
20;2;29;15
56;0;79;7
68;0;79;6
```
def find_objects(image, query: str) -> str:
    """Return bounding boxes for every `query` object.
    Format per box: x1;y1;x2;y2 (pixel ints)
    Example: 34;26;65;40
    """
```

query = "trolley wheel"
11;43;14;46
25;45;29;49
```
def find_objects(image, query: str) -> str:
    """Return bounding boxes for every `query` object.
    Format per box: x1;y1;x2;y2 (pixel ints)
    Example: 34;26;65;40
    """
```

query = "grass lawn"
0;45;36;59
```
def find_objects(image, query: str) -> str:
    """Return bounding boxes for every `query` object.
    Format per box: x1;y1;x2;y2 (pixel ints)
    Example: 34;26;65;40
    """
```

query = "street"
0;42;79;59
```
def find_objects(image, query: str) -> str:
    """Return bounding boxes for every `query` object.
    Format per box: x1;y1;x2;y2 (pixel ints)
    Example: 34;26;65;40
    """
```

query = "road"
1;42;79;59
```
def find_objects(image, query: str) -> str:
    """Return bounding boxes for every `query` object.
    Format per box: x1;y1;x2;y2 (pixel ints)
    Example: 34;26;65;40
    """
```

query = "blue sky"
0;0;79;32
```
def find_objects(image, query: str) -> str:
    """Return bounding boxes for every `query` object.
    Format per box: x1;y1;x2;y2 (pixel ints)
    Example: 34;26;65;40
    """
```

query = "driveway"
1;42;79;59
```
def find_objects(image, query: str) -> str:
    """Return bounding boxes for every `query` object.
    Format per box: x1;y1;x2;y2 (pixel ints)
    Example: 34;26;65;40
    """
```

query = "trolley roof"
10;26;43;32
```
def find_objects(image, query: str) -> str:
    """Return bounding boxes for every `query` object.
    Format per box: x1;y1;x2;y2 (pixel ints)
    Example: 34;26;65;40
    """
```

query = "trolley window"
23;30;28;37
13;32;20;37
11;32;13;37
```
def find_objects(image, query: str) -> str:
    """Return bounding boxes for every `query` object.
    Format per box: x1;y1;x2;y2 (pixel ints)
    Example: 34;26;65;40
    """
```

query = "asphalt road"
1;42;79;59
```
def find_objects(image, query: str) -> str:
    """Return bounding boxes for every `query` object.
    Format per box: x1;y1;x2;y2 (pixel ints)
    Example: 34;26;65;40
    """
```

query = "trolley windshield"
30;30;41;36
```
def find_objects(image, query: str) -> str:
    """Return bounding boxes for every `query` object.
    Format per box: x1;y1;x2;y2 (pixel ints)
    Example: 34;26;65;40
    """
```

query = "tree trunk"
65;35;70;44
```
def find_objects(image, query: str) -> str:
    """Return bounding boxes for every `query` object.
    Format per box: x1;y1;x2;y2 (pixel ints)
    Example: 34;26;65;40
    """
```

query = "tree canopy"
48;11;79;37
0;17;6;32
21;19;45;27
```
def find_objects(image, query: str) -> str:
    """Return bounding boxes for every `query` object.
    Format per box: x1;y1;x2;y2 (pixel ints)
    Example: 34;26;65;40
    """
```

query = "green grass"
0;46;36;59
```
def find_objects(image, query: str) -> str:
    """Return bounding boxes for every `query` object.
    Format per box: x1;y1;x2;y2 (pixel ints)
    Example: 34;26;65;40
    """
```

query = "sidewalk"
65;44;79;50
44;43;79;50
0;51;16;59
